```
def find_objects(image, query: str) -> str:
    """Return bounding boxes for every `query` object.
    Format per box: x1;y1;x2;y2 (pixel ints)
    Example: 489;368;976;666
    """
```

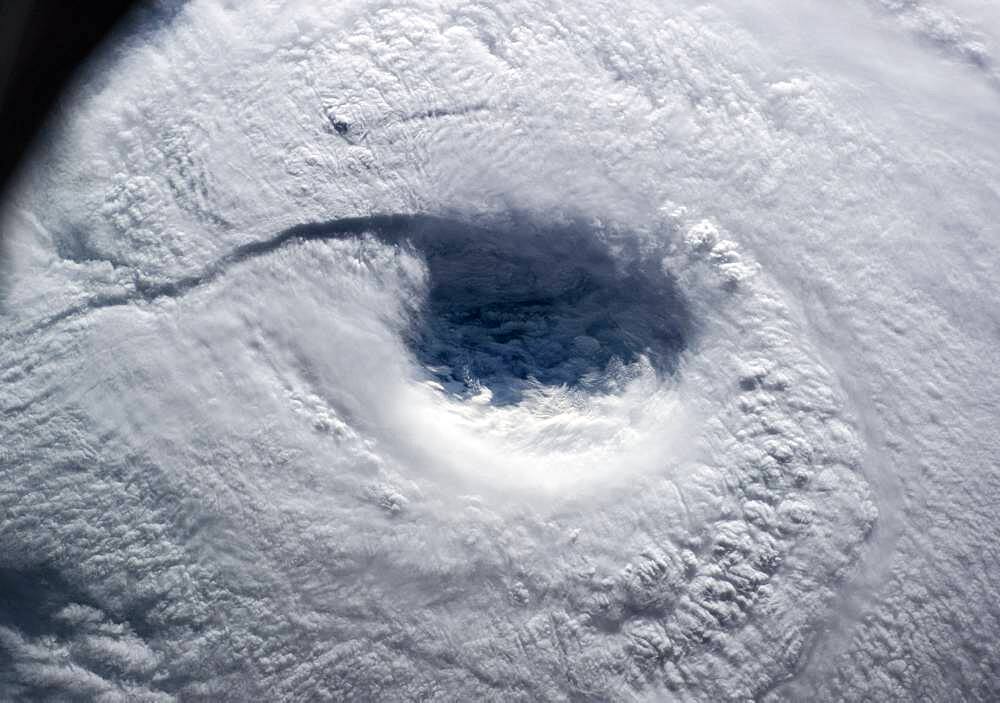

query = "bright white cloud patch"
1;0;999;700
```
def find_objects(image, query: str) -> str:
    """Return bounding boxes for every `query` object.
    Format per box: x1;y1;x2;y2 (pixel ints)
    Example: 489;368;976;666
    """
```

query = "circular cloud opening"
394;216;691;405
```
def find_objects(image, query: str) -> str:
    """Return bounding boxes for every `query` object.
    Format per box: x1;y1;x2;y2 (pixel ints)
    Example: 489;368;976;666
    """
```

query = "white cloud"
2;0;999;699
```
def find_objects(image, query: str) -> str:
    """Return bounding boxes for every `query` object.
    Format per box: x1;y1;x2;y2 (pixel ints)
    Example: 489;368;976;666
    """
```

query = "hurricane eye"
388;217;689;404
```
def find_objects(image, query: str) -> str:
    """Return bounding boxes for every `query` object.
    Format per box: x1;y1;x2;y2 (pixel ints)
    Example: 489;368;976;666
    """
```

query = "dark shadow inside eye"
379;215;691;405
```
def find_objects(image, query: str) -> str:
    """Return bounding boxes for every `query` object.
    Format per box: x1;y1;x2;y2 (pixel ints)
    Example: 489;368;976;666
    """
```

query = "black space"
0;1;138;199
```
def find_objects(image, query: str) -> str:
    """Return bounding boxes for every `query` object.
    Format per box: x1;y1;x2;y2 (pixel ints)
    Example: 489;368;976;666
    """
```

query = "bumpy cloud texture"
1;0;999;700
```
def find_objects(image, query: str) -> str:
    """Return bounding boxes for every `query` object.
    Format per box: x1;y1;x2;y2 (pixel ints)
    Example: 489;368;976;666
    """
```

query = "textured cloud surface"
1;0;999;700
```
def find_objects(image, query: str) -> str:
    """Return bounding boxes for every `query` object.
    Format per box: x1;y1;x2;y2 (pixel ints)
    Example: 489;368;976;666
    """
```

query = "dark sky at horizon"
0;1;137;199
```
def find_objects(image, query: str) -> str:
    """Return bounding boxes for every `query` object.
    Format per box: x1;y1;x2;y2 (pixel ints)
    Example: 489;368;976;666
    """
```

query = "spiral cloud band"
2;0;999;700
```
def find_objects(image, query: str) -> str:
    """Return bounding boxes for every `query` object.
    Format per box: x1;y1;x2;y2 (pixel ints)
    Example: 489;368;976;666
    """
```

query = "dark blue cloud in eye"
399;216;691;403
